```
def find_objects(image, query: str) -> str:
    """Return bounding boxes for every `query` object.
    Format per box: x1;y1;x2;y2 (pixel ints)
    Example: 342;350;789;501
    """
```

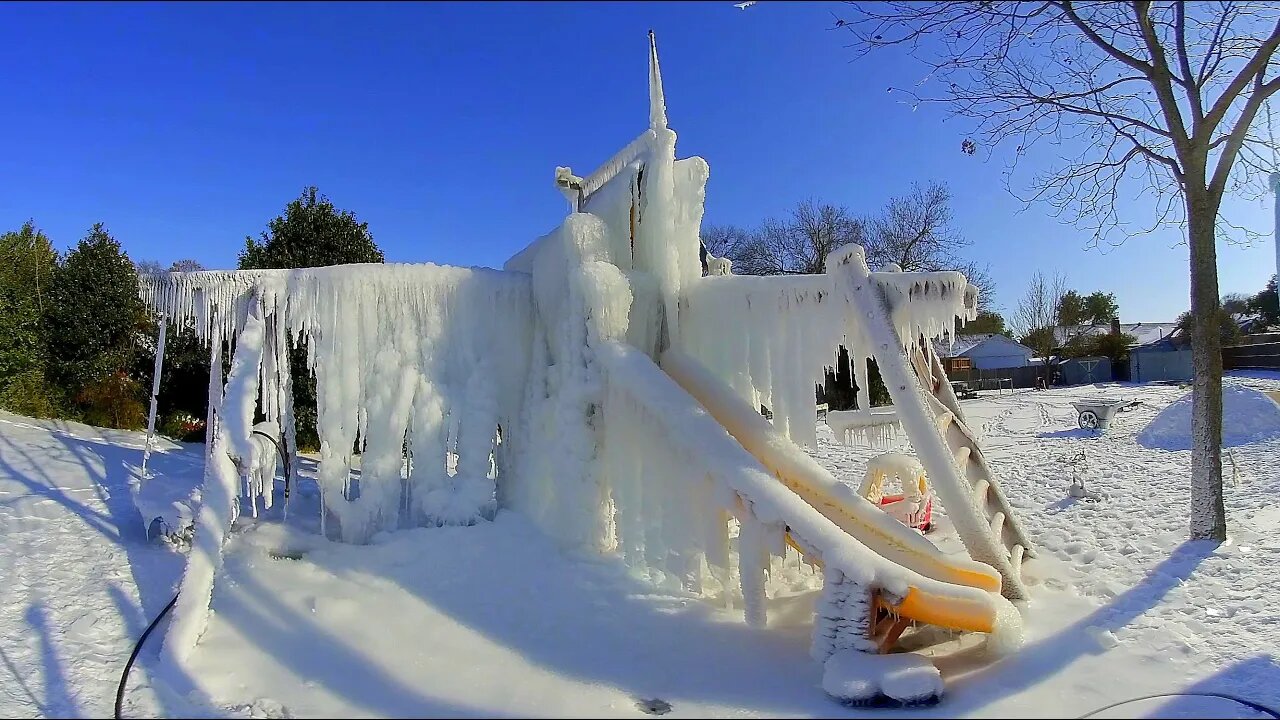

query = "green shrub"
0;369;62;418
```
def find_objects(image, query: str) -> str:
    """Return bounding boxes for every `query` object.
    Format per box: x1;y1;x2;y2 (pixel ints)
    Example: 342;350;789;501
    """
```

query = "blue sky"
1;1;1275;321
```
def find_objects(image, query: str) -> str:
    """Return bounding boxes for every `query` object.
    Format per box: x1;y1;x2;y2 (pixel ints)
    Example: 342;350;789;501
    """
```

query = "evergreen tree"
239;187;384;448
0;221;60;415
1082;291;1119;324
1248;276;1279;327
962;310;1006;336
43;223;147;426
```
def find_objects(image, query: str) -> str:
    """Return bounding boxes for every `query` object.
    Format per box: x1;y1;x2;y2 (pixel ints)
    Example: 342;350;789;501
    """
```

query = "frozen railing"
679;256;977;451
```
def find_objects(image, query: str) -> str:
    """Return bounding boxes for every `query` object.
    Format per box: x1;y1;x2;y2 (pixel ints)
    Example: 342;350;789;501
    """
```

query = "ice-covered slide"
658;349;1003;628
599;341;1010;658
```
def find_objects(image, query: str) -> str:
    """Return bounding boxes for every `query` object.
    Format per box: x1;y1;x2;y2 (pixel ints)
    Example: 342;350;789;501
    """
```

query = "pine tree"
43;223;147;425
0;221;60;415
239;187;384;448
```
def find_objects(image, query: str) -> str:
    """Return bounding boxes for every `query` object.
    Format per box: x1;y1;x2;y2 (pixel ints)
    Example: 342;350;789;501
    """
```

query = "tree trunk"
1186;190;1227;541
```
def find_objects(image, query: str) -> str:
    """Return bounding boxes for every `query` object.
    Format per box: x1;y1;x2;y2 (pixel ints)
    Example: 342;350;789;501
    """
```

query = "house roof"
934;333;1034;358
1054;322;1179;347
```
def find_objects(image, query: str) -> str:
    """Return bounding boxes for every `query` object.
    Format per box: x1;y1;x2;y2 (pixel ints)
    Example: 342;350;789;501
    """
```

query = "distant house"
1053;321;1179;348
935;334;1036;370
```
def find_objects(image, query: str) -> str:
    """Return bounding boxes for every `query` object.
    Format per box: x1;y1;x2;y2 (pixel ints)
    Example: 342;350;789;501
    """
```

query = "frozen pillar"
140;313;167;482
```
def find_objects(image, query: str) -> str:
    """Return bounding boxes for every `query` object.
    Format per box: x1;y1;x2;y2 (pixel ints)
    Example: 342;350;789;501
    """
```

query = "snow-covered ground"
2;375;1279;718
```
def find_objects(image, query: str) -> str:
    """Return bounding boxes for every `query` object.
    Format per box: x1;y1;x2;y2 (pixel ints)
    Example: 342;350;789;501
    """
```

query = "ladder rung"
990;511;1006;538
952;446;970;467
1010;543;1025;572
972;478;990;502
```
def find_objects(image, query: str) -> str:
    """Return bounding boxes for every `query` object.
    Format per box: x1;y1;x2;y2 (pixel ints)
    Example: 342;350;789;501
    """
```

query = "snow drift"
1137;383;1280;451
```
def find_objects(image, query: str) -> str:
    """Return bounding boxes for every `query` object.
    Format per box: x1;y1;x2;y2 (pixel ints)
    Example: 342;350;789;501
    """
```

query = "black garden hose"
114;591;179;719
1079;691;1280;719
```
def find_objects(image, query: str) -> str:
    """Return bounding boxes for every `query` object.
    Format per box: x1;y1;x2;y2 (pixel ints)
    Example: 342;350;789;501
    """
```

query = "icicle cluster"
140;263;535;544
677;250;979;450
825;409;902;448
870;269;979;352
679;275;853;448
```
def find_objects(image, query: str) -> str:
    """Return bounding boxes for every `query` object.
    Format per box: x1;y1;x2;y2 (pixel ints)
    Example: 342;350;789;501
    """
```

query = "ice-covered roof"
932;334;1031;358
1054;323;1178;347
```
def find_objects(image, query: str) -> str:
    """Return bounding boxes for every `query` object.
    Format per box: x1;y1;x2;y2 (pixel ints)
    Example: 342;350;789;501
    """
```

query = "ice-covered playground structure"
135;35;1036;703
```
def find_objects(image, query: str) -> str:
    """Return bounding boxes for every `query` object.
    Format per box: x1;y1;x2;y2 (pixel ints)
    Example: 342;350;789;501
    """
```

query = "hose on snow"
114;591;179;720
1079;691;1280;719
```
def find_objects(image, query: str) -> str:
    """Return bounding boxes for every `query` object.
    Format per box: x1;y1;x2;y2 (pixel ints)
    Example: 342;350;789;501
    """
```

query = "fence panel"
1224;342;1280;370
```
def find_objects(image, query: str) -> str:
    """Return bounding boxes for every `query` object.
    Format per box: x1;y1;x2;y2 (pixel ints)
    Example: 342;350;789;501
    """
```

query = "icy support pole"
204;329;223;450
139;312;168;484
829;244;1028;600
161;305;268;665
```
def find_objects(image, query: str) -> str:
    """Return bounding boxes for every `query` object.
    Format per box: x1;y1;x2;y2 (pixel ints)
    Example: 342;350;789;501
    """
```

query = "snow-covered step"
952;446;970;468
1010;544;1025;573
990;511;1005;539
972;478;990;503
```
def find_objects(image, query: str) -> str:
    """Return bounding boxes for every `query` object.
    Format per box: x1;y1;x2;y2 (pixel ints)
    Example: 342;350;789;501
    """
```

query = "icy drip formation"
508;213;633;551
139;264;535;543
138;269;286;345
291;264;533;542
679;275;852;449
825;409;902;448
870;269;977;352
677;249;977;450
814;568;880;659
245;421;280;516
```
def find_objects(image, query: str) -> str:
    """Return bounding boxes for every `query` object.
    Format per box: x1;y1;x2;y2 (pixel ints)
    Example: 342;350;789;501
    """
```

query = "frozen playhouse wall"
138;33;1023;676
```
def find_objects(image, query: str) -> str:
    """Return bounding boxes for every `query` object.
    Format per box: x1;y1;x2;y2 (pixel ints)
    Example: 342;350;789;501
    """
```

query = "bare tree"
836;1;1280;541
1009;270;1070;355
703;200;866;276
701;223;773;275
863;180;997;304
758;199;867;275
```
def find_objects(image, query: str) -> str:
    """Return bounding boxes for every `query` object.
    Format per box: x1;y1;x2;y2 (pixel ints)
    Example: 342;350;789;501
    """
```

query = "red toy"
859;453;935;533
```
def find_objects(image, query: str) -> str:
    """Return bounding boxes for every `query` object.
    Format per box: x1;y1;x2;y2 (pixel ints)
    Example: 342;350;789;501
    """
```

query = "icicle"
737;503;768;628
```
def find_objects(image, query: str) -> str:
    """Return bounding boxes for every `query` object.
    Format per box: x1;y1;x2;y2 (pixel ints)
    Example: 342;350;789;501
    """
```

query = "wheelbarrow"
1071;398;1139;431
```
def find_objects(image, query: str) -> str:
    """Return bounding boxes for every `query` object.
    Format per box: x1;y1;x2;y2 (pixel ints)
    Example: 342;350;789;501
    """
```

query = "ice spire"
648;30;667;131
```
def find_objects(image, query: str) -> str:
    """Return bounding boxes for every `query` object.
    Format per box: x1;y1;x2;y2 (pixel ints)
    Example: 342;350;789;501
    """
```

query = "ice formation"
826;409;901;447
822;649;943;705
137;33;1028;697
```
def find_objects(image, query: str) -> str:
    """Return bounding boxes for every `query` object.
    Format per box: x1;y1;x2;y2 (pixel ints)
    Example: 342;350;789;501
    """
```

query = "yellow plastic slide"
661;350;1003;598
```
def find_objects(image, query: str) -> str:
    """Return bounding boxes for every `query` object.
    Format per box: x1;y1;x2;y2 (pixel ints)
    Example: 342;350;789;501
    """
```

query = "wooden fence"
1223;342;1280;370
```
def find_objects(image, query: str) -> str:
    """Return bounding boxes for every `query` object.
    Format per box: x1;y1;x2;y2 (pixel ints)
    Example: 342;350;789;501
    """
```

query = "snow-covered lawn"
2;375;1279;718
